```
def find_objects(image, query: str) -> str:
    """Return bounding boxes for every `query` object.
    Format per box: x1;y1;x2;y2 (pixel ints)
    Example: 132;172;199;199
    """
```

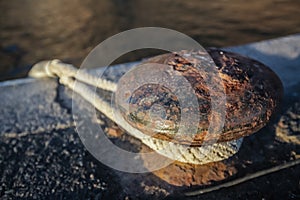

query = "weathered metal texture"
120;49;283;146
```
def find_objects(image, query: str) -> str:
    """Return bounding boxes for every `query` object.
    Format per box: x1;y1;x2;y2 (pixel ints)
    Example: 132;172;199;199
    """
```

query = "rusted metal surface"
121;49;283;146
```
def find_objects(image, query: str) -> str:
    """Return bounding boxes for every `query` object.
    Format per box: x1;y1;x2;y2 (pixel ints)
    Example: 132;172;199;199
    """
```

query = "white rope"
29;60;242;164
29;59;117;92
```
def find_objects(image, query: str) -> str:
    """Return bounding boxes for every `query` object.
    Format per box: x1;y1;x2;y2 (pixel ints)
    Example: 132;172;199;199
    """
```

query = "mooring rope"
28;60;300;194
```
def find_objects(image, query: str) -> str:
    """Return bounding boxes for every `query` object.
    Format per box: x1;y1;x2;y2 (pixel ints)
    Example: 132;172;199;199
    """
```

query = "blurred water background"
0;0;300;80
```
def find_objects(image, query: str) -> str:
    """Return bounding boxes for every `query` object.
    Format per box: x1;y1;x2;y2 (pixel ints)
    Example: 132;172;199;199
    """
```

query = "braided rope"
29;60;242;164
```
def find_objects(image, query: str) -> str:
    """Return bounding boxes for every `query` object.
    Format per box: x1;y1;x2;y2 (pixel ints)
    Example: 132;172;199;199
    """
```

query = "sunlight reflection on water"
0;0;299;80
